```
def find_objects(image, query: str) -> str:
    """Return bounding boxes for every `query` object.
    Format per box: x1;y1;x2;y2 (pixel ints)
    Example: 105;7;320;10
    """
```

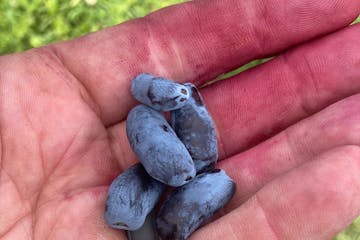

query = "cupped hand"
1;1;360;239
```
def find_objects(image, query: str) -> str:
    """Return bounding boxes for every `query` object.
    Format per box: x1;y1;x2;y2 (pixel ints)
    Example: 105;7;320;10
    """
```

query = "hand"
1;1;360;239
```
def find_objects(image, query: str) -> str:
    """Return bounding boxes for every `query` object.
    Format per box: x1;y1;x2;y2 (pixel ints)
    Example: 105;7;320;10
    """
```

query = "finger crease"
48;46;103;121
144;20;169;77
108;125;125;170
255;194;281;240
280;53;320;116
244;0;267;54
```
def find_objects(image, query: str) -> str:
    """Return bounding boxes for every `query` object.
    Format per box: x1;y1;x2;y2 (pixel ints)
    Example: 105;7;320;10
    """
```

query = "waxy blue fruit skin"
131;73;190;111
104;163;166;231
171;83;218;173
126;104;196;187
156;169;236;240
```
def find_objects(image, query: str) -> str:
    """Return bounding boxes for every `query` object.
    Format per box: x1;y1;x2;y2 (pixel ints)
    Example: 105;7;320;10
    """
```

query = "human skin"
0;0;360;239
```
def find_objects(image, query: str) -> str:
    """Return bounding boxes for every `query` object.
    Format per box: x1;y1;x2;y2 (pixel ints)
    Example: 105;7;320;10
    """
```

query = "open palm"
1;1;360;239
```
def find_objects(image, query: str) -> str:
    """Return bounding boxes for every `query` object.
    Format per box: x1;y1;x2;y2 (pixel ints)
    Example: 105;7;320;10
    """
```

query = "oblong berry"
171;83;218;173
131;73;189;111
156;169;236;240
126;104;196;187
104;163;165;231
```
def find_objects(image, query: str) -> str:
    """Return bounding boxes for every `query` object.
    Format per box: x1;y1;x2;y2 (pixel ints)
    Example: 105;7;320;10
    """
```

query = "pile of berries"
104;73;236;240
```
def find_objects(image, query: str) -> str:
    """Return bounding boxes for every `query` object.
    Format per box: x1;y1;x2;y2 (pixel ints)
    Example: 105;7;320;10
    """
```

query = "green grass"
355;15;360;24
336;217;360;240
0;0;182;54
0;1;360;239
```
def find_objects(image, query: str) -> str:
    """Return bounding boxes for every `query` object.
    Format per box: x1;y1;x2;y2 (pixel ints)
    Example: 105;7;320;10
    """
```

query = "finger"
219;93;360;211
204;23;360;159
108;24;360;170
52;0;360;125
191;146;360;240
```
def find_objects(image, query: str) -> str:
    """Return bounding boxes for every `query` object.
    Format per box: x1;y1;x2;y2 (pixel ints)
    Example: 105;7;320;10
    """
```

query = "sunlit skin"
0;0;360;239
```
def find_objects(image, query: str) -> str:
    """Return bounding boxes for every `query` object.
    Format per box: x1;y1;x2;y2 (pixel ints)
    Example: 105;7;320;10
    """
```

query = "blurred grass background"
0;1;359;239
0;0;182;54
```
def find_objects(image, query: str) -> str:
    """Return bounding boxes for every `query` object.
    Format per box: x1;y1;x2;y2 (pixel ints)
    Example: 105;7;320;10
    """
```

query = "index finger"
53;0;360;125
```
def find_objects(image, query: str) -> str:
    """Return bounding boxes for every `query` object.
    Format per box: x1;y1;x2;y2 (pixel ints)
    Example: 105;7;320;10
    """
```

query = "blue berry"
131;73;189;111
104;163;165;231
156;169;236;240
126;104;196;187
171;83;218;173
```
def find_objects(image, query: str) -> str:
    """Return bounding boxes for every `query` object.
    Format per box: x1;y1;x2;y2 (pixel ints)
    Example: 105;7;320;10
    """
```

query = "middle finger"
219;93;360;213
